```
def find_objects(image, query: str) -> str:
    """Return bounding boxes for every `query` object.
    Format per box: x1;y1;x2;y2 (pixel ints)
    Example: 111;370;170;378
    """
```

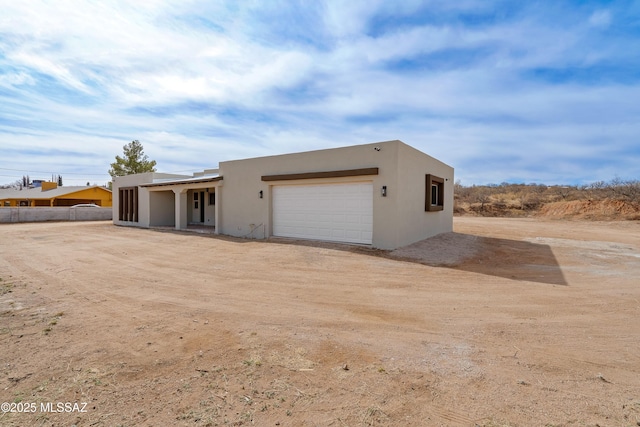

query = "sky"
1;0;639;186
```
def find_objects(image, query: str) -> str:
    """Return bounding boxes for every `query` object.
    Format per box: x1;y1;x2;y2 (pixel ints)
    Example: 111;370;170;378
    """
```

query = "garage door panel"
331;230;346;239
345;214;361;224
332;214;346;222
273;183;373;245
344;230;359;239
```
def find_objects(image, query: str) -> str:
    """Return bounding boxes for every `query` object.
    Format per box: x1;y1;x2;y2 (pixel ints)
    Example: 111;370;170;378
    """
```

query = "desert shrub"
455;178;639;217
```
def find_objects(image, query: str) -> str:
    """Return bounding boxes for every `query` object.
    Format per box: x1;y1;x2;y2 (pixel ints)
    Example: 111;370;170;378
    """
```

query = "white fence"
0;207;112;223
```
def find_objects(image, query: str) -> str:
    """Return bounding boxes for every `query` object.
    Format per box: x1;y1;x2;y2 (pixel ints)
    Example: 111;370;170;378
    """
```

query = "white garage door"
273;182;373;244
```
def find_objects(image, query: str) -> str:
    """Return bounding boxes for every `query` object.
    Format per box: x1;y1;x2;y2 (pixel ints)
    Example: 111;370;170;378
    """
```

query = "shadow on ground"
148;227;568;286
453;235;567;286
389;232;568;286
262;231;568;286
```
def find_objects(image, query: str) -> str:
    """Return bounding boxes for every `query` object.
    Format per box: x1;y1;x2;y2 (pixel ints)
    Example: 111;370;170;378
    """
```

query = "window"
209;192;215;205
119;187;138;222
425;174;444;212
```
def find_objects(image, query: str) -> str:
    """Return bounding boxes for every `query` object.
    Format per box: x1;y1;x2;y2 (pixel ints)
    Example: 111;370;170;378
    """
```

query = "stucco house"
112;140;454;250
0;182;112;207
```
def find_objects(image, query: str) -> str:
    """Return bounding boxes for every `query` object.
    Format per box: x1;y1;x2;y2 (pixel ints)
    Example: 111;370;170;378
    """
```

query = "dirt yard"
1;218;639;426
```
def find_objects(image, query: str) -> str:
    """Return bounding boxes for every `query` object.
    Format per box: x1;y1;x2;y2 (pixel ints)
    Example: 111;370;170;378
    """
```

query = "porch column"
173;188;188;230
214;185;220;235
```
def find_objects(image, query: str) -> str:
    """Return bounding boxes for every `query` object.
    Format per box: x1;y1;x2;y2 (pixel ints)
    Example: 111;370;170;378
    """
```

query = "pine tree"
108;140;157;179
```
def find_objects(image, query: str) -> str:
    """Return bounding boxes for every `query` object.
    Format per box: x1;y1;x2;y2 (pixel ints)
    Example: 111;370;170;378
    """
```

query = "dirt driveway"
1;218;639;426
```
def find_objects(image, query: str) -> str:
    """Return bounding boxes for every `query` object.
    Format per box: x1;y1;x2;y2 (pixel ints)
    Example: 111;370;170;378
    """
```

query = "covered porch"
140;174;222;233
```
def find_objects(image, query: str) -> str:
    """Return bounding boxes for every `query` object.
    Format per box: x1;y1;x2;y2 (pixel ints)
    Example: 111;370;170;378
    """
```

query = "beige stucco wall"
218;140;453;249
149;190;175;226
395;142;454;247
218;141;398;245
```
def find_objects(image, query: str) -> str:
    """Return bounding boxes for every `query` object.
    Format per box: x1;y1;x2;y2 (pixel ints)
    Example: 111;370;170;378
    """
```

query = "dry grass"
454;180;640;220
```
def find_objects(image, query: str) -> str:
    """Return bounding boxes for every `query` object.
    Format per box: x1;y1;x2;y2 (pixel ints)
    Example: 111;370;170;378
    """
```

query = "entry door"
272;182;373;244
192;191;205;223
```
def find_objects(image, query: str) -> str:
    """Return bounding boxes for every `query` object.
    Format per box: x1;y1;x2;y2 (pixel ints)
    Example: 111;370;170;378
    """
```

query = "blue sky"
1;1;639;186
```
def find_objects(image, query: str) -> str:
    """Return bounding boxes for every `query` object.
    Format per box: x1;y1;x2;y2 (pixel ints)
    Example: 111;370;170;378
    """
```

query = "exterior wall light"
381;186;387;197
259;190;263;199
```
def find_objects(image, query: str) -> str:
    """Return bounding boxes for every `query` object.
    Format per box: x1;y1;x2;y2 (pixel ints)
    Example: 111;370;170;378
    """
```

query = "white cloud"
0;1;638;186
0;71;35;87
588;10;612;28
